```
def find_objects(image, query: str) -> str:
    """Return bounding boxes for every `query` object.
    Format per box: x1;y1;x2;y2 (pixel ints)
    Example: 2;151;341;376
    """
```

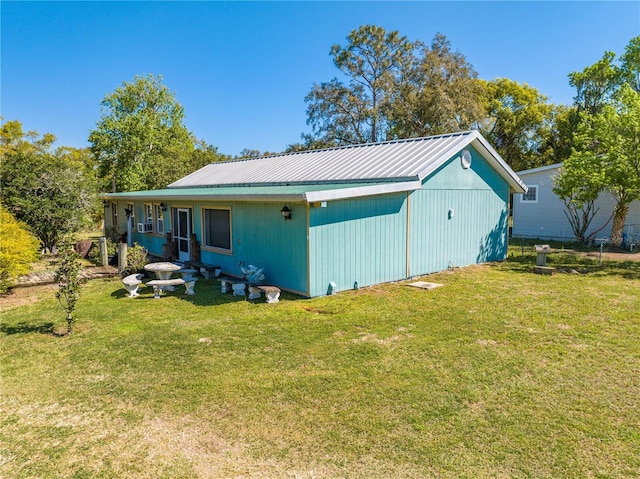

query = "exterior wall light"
125;208;133;219
280;205;292;220
102;200;110;208
159;202;167;212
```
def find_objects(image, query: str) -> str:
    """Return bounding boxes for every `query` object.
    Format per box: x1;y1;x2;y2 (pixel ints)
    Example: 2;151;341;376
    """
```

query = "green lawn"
1;252;639;478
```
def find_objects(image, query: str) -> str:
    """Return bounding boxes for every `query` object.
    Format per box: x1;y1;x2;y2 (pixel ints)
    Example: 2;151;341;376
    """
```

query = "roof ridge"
221;130;476;164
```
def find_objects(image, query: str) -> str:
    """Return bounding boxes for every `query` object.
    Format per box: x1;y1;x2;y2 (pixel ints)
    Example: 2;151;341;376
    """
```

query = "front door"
175;208;191;262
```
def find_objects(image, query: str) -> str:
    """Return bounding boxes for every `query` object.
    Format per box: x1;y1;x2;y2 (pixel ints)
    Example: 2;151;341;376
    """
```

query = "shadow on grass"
503;254;640;279
0;321;55;335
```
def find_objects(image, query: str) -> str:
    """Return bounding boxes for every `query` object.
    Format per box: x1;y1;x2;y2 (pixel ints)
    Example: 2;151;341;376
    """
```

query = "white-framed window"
202;207;231;252
111;203;118;226
144;203;153;225
521;185;538;203
126;202;135;223
155;204;164;235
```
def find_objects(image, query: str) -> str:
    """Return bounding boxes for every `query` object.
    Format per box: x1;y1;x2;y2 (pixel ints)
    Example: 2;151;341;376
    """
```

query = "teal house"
102;131;526;297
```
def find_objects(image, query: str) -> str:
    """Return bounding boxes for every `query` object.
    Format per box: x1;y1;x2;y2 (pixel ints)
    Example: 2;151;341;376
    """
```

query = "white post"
127;216;132;247
118;243;128;272
99;237;109;267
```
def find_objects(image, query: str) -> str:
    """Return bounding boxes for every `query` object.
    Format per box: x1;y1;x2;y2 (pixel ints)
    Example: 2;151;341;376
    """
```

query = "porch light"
125;208;133;219
280;205;292;220
102;200;110;208
159;202;167;212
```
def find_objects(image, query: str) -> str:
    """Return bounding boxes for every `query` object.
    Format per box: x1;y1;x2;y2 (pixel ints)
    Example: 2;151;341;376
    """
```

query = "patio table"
144;262;183;290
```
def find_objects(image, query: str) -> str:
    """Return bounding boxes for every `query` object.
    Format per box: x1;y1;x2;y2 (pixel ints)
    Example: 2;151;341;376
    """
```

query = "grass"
1;251;639;478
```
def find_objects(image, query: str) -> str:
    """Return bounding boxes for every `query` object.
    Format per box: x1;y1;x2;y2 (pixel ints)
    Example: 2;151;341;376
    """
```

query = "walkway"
16;266;120;287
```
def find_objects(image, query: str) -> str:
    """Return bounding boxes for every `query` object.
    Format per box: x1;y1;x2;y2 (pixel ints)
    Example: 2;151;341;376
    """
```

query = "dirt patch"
0;283;58;310
578;250;640;262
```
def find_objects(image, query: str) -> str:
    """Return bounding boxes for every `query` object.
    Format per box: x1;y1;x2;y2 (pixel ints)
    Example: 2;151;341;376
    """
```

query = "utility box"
534;244;551;266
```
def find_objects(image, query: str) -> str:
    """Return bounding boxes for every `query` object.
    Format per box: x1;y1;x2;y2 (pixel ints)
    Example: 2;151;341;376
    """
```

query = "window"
111;203;118;226
126;203;135;223
144;204;153;225
203;208;231;251
521;185;538;203
155;204;164;235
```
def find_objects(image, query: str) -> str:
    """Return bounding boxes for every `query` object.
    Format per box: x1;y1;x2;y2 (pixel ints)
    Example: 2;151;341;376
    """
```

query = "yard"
1;251;639;478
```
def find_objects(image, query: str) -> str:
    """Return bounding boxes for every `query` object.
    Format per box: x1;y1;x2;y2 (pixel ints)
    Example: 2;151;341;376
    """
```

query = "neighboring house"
102;130;526;297
512;163;640;242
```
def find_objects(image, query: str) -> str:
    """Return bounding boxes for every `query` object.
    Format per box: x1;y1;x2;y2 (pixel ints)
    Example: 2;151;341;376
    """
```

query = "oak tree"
89;74;195;192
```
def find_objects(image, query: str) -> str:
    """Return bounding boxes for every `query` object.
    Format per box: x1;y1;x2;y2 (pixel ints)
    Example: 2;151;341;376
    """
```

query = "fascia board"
304;180;421;203
516;163;563;176
101;192;308;203
470;134;528;194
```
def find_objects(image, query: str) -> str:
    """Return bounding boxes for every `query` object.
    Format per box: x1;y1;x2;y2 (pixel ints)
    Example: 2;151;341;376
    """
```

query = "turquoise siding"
127;204;166;254
109;147;510;298
308;194;407;297
112;200;308;295
195;201;308;294
409;147;509;275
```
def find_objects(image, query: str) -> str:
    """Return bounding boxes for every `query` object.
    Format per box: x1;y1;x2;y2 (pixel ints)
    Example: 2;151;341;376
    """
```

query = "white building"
512;163;640;243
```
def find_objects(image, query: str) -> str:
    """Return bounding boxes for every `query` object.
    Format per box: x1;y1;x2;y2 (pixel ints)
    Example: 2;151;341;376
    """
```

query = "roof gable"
169;131;526;194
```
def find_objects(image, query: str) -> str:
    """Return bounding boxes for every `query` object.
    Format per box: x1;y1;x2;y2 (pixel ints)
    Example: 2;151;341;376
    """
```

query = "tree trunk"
66;313;74;335
609;201;630;249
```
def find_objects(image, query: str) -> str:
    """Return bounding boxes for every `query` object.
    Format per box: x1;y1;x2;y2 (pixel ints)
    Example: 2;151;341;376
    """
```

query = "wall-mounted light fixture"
102;200;110;208
125;208;133;219
159;202;167;212
280;205;292;220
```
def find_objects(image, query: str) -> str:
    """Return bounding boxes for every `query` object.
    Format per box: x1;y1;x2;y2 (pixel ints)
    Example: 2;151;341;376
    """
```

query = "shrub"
0;207;40;293
87;237;117;265
122;243;148;276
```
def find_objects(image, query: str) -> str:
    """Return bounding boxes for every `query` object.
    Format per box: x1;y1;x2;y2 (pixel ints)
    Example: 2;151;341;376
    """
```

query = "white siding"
512;165;640;241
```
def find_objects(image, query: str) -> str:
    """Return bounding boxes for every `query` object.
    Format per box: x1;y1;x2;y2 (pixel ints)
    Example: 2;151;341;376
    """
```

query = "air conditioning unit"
137;222;153;233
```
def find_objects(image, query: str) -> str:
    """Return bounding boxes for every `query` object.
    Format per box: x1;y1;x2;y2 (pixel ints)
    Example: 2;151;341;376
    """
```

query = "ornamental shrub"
0;207;40;293
122;243;148;276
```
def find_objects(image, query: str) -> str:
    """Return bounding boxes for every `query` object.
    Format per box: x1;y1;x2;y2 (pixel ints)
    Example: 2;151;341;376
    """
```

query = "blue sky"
2;1;639;156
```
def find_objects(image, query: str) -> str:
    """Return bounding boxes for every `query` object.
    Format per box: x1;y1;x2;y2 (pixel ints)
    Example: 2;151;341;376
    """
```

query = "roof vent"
461;150;472;169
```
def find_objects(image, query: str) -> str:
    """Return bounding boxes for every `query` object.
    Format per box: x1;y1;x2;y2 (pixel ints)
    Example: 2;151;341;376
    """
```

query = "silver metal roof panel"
168;131;527;194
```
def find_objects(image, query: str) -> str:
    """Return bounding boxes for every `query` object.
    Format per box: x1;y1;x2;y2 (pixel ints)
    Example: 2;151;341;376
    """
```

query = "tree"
552;156;603;244
388;33;485;138
89;74;195;192
556;37;640;248
478;78;555;171
54;240;83;335
619;35;640;93
305;25;413;146
0;120;98;252
568;51;619;115
0;207;40;293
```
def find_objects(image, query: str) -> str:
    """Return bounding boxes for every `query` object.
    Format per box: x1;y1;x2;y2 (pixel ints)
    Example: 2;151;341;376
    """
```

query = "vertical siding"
308;194;407;297
116;200;308;293
124;202;166;254
196;201;308;295
409;147;510;276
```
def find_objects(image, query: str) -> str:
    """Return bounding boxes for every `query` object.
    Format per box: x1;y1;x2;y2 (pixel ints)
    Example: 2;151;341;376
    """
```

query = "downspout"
306;202;312;297
406;191;411;279
127;215;132;247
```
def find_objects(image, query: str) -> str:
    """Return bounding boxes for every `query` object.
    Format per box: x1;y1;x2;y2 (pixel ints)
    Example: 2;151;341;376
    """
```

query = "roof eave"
304;180;421;202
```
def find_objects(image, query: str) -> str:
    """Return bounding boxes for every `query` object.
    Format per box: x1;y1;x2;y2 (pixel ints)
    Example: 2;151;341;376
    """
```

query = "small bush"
87;237;118;265
122;243;148;276
0;207;40;293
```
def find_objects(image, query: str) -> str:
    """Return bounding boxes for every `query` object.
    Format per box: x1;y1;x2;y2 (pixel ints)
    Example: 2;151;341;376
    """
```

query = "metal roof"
168;130;527;194
516;163;563;177
102;181;422;203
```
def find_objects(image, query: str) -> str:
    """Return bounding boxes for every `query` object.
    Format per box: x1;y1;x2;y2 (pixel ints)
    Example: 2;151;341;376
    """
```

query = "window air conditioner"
137;223;153;233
